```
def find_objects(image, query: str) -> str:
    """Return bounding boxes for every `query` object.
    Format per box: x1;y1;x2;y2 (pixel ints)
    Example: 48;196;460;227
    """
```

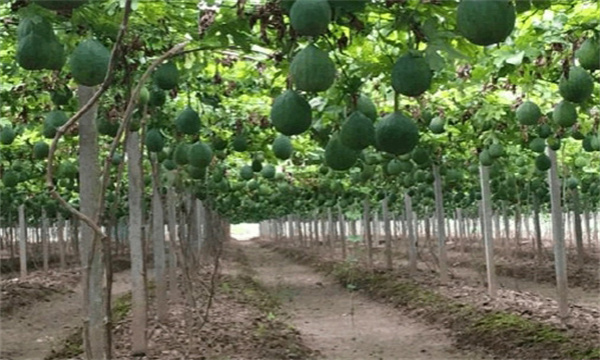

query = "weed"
111;292;132;322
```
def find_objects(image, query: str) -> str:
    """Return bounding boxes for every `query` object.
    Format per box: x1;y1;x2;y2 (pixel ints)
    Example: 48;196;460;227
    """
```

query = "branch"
201;237;222;326
177;45;240;56
45;0;133;235
106;129;130;223
96;40;190;223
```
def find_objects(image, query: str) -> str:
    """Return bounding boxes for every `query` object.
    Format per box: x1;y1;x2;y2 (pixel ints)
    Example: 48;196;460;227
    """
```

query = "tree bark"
313;214;320;246
584;209;591;249
456;208;465;254
523;209;531;244
338;205;346;260
18;204;27;279
78;85;109;359
57;214;66;269
363;199;372;267
326;209;333;249
126;130;147;355
432;165;448;283
571;188;584;269
493;211;501;245
515;206;522;250
424;208;431;242
187;195;198;265
150;155;168;322
42;210;49;272
373;210;380;246
296;217;304;247
166;184;180;302
287;215;294;243
382;196;393;270
502;202;510;249
404;193;417;275
198;199;205;246
71;217;80;263
548;148;568;320
201;205;222;260
533;196;544;262
479;164;497;298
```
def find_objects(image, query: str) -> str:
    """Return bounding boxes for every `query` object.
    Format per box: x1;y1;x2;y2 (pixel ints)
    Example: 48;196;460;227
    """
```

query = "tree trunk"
594;213;600;245
18;204;27;279
326;209;333;249
78;85;109;359
571;188;584;269
187;195;198;265
296;217;303;247
382;196;393;270
453;212;459;244
478;201;485;248
432;165;448;283
493;211;501;245
584;209;591;249
456;208;465;254
524;209;531;244
150;155;167;322
548;148;568;320
71;217;80;263
404;193;417;275
424;209;431;241
401;212;407;239
373;210;380;246
313;214;320;246
307;219;313;247
363;199;373;267
502;202;510;249
287;215;294;243
166;184;180;302
479;164;497;298
57;214;66;269
533;196;544;261
201;206;222;260
514;206;522;249
338;206;346;260
42;210;49;272
9;222;15;261
350;219;357;237
196;199;204;252
126;130;147;355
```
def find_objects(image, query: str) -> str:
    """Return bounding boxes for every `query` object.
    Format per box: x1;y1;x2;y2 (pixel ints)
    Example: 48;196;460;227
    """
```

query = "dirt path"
238;241;488;360
0;271;132;360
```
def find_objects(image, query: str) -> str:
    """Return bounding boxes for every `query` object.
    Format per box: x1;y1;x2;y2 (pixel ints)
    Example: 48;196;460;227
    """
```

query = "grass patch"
45;330;83;360
112;292;132;322
268;244;600;360
222;274;282;314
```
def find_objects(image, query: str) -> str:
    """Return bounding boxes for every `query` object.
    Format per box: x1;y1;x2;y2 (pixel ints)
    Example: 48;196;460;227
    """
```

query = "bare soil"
47;244;316;360
452;266;600;309
238;240;489;360
0;271;132;360
269;242;600;359
325;242;599;340
364;241;599;309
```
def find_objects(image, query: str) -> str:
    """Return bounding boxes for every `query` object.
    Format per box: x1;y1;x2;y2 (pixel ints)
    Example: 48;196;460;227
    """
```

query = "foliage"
0;0;598;224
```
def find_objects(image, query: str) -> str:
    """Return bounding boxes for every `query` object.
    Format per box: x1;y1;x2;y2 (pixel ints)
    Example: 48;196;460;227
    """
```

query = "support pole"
479;164;497;298
548;148;568;319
